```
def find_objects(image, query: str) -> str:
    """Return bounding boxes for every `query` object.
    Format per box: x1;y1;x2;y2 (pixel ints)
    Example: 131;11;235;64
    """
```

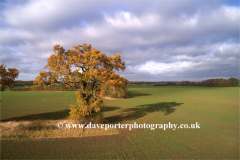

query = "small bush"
68;110;104;126
88;112;104;124
101;85;128;98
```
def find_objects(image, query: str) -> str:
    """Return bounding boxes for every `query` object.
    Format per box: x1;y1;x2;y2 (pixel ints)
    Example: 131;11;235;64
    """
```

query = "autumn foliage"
34;43;129;120
0;63;19;91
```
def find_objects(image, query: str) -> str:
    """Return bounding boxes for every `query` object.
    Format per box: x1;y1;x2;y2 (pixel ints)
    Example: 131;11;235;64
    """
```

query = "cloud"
1;0;239;81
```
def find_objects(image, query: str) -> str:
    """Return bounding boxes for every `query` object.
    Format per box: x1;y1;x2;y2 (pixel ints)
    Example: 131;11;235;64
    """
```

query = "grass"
1;91;76;120
1;133;29;139
1;85;239;159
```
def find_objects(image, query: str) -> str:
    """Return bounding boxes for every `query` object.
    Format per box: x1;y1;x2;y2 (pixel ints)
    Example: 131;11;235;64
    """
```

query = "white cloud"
104;11;158;29
138;61;193;74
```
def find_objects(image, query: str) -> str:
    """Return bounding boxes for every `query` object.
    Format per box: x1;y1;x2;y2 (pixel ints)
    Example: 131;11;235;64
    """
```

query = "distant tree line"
129;81;162;85
5;77;240;92
14;80;34;86
201;77;239;87
10;82;129;98
151;77;239;87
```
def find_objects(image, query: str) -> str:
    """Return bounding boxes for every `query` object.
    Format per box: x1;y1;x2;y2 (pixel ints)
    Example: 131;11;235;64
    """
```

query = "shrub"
100;85;128;98
68;108;104;125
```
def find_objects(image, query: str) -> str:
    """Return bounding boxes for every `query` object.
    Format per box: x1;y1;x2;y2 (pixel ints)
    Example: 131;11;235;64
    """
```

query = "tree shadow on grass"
127;91;152;98
1;101;182;123
1;109;71;122
105;102;183;123
101;106;121;112
1;106;121;122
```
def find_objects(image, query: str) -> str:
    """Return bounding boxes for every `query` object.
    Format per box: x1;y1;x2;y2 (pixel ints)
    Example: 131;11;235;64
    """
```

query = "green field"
1;86;239;159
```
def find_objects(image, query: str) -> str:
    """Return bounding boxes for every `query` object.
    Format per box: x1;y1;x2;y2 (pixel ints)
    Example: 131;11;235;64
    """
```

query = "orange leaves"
36;43;127;88
83;51;90;57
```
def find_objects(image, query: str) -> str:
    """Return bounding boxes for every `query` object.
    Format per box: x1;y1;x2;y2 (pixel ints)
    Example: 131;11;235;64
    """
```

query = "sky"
1;0;239;82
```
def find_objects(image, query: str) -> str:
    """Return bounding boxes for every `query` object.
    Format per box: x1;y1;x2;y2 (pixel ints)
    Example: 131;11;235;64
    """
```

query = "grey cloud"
1;0;222;31
1;0;239;81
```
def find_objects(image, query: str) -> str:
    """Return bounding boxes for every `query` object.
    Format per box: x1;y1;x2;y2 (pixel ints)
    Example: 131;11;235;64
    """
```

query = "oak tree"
34;43;128;120
0;63;19;91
